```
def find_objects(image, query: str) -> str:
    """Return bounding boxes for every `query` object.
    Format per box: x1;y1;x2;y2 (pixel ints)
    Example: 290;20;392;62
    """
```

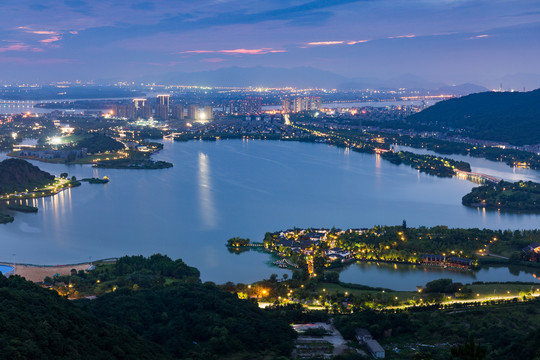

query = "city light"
49;137;62;145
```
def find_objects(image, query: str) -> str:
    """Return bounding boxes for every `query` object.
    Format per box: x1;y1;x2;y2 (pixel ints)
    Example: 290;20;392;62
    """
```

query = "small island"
0;213;14;224
94;158;173;169
7;204;38;213
462;180;540;211
81;177;110;184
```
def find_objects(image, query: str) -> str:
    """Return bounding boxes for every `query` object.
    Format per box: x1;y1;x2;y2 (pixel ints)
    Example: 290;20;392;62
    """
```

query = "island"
0;159;83;223
462;180;540;211
81;177;110;184
93;158;173;169
228;225;540;280
7;204;38;213
0;213;14;224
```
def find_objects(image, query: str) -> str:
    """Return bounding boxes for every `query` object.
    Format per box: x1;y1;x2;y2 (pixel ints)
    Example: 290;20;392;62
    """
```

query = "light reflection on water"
198;152;216;229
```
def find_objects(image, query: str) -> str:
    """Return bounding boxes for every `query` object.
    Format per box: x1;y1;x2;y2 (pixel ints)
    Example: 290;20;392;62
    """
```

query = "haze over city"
1;0;540;88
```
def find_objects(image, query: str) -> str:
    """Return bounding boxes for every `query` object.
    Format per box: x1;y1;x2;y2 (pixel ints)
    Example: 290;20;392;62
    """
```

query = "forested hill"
1;255;296;360
408;88;540;145
0;158;54;194
0;275;171;359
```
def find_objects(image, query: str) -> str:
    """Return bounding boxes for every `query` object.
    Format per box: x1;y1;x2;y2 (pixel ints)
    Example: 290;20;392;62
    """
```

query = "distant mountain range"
408;88;540;145
143;66;489;94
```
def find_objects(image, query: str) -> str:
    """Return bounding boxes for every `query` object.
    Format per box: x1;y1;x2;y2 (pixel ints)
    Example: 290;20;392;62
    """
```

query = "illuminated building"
155;94;170;120
282;99;291;113
201;106;212;121
133;98;147;119
229;97;262;115
292;96;321;112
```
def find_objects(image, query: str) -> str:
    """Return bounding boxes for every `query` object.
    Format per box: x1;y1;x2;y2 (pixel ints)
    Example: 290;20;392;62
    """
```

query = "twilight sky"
1;0;540;87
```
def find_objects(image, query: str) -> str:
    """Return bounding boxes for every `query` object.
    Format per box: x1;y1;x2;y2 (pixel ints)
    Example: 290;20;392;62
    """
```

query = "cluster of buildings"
227;97;262;115
282;96;322;113
522;242;540;262
112;95;212;122
421;254;473;269
17;148;87;160
270;228;367;261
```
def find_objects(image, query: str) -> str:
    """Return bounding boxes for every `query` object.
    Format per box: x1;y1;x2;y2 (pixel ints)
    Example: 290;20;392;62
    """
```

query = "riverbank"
0;262;92;282
0;177;79;201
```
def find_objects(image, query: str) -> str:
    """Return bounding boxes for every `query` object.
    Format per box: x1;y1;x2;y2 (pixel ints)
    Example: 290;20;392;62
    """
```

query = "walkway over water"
454;170;502;185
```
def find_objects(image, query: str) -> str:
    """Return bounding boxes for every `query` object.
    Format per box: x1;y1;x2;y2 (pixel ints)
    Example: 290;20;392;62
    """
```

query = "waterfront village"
267;227;474;273
230;225;540;277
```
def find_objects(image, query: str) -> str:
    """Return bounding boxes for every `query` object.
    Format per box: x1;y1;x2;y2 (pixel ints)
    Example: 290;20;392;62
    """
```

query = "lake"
0;139;539;287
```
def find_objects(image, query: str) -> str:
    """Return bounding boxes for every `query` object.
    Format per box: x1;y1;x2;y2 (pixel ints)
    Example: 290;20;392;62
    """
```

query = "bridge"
454;170;501;185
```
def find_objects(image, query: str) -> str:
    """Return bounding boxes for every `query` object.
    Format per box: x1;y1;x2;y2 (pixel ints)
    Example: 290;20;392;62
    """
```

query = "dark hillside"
408;88;540;145
0;274;171;359
0;159;54;194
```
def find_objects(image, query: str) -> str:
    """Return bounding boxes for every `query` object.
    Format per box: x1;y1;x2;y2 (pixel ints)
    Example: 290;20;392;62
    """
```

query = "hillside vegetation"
408;89;540;145
0;275;171;359
0;158;54;194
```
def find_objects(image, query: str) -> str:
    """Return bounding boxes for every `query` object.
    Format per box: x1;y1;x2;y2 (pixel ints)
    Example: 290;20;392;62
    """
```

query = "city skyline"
1;1;539;88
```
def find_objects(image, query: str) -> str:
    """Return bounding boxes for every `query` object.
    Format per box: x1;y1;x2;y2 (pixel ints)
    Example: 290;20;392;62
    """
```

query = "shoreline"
0;258;116;283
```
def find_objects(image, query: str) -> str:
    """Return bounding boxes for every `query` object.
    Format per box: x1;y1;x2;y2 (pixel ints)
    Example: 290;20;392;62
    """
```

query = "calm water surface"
0;140;539;287
340;262;539;291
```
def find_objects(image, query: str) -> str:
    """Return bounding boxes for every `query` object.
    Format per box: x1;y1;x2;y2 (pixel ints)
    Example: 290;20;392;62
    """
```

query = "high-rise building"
293;97;307;112
245;97;262;114
201;106;212;121
187;104;199;120
309;96;321;111
133;99;147;119
229;97;262;115
156;94;170;120
141;103;152;118
282;99;291;113
292;96;321;113
172;104;184;121
113;104;136;120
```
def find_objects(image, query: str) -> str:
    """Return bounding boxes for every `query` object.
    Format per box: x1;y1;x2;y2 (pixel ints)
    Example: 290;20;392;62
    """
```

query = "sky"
0;0;539;87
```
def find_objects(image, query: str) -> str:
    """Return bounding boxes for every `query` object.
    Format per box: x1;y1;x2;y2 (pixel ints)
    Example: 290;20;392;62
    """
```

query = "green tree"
451;337;487;360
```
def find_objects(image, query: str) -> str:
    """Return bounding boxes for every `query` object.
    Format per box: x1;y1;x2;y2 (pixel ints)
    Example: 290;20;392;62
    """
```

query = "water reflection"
198;152;217;228
340;261;539;291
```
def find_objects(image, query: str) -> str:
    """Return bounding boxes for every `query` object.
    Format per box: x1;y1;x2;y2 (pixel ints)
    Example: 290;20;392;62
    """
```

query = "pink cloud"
181;48;286;55
388;34;416;39
0;43;31;53
29;31;58;35
347;40;369;45
40;36;62;43
307;41;344;46
220;48;285;54
182;50;214;54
